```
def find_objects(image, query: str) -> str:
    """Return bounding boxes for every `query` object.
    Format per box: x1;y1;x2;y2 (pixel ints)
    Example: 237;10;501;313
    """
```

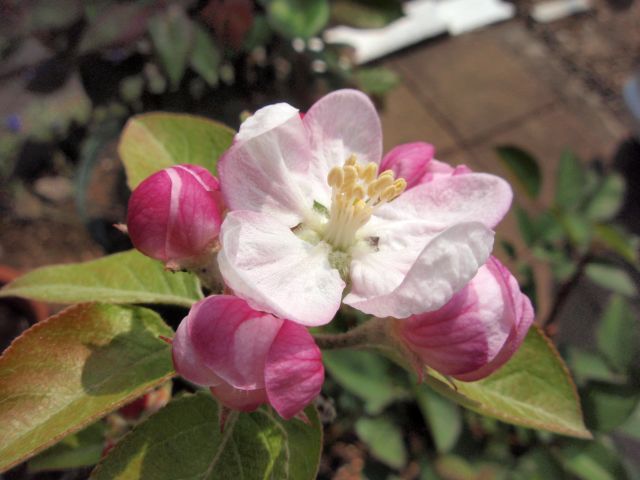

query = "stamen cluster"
323;155;406;250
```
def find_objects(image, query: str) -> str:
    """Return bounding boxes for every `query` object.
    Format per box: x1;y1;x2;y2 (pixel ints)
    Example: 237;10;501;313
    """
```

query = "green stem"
313;317;388;350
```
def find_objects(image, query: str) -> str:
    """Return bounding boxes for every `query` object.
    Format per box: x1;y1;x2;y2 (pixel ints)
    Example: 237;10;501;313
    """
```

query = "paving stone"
393;25;556;142
378;81;457;154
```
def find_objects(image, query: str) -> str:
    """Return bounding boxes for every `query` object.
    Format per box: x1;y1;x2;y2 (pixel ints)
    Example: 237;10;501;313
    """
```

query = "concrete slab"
378;82;457;154
393;26;556;142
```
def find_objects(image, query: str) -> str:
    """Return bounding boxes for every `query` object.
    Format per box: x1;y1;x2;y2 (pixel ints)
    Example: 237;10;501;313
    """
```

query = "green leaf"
331;0;404;29
148;7;193;90
0;304;175;472
585;173;625;222
190;24;221;87
424;327;591;438
515;206;537;246
91;392;322;480
597;295;637;372
118;112;234;189
79;3;157;54
594;225;639;265
561;438;630;480
496;145;541;198
28;422;106;472
355;416;407;470
0;250;202;307
585;263;637;296
266;0;330;39
415;384;461;453
565;347;621;385
582;381;640;433
559;213;592;250
323;350;409;414
354;67;401;96
555;150;585;210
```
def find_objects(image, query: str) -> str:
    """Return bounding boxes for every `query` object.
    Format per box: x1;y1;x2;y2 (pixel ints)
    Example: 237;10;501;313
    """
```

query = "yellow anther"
354;198;368;213
393;178;407;195
328;166;344;188
345;154;357;166
343;166;358;185
381;185;398;202
379;169;395;179
375;174;394;192
352;184;366;200
362;162;378;182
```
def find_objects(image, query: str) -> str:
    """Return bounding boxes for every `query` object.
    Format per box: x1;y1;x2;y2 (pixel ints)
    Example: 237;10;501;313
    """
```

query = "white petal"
219;103;316;226
218;211;345;326
344;222;494;318
303;89;383;206
376;173;513;229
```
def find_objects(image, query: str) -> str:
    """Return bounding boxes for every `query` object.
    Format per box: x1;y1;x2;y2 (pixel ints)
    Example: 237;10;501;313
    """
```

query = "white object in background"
531;0;592;23
323;0;515;64
323;1;446;65
436;0;515;35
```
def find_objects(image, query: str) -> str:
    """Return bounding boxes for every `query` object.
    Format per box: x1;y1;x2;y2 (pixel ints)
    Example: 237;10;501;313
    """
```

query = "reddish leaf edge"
0;303;176;473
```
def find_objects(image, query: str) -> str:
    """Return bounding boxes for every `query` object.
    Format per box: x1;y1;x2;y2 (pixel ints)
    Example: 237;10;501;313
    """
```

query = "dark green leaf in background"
355;416;407;470
323;350;410;414
0;304;175;472
355;67;401;96
415;384;461;453
331;0;404;29
190;24;221;87
92;392;322;480
597;295;637;372
28;422;106;473
266;0;330;39
555;150;585;211
0;250;202;307
561;438;631;480
585;263;637;297
496;145;541;198
594;225;639;265
585;173;625;222
149;6;193;90
583;381;640;433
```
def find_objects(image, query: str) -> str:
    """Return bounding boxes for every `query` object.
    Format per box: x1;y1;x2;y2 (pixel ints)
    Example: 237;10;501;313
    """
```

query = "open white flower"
217;90;513;326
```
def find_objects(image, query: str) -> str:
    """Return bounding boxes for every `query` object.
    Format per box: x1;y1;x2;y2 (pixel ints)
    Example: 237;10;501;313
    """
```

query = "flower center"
322;155;406;251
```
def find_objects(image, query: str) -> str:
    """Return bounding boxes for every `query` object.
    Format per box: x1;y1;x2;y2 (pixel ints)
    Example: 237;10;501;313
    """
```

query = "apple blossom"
217;89;513;327
394;256;534;381
172;295;324;419
127;164;223;269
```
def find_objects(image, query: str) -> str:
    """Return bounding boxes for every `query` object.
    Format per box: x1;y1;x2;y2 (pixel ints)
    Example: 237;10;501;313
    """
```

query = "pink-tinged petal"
345;222;494;318
380;142;435;189
210;383;268;412
218;210;345;326
375;173;512;229
303;89;383;195
127;165;222;267
172;314;223;387
218;103;315;226
187;296;284;389
397;261;512;375
265;321;324;419
454;259;535;381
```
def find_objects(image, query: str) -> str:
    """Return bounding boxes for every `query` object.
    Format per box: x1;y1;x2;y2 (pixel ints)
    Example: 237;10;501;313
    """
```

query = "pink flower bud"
126;165;223;269
172;295;324;419
381;142;471;188
396;257;534;381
